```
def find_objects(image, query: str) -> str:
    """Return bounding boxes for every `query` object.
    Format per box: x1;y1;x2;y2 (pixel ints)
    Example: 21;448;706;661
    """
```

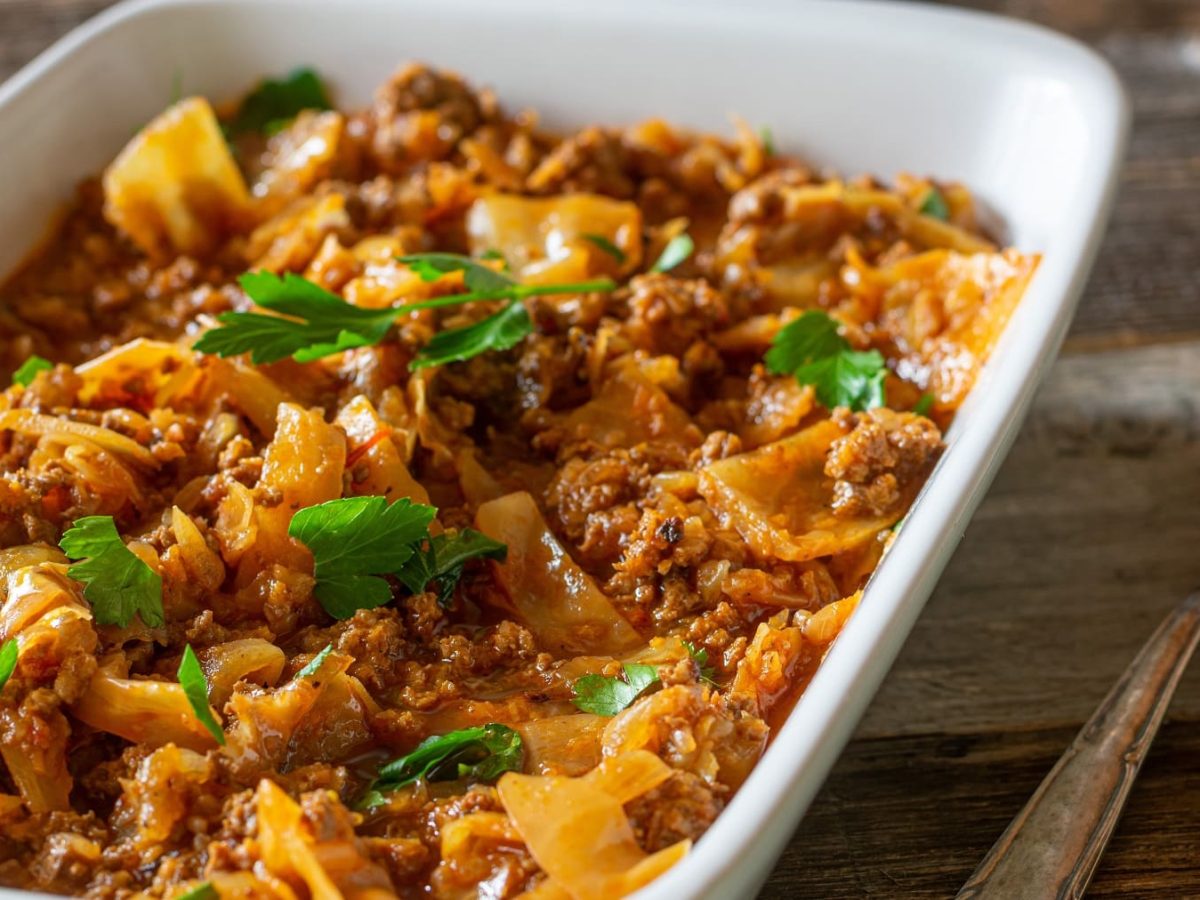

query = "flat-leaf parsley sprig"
359;723;524;809
225;67;332;138
398;253;613;369
572;663;661;716
918;186;951;221
59;515;164;628
0;639;17;692
650;233;693;273
765;309;887;412
571;641;716;715
194;256;615;369
177;645;226;745
12;355;52;387
288;496;436;618
287;496;507;619
395;528;507;608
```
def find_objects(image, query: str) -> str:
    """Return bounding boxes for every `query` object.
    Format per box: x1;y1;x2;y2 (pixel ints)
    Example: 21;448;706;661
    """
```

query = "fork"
957;592;1200;900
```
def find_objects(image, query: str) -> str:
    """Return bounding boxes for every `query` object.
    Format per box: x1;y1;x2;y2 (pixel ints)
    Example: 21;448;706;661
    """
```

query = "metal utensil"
957;592;1200;900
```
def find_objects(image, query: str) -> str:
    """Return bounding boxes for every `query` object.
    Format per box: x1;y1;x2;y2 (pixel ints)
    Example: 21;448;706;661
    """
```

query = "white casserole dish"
0;0;1128;897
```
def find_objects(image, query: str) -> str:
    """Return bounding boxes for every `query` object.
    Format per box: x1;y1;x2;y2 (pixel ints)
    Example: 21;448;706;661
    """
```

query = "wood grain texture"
1;0;1198;897
762;722;1200;899
859;340;1200;739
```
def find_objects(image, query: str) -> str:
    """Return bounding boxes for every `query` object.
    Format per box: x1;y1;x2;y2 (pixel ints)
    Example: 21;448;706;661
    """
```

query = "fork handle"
957;592;1200;900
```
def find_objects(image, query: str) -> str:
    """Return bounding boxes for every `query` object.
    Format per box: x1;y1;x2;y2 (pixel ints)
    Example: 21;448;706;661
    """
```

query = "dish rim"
0;1;1129;898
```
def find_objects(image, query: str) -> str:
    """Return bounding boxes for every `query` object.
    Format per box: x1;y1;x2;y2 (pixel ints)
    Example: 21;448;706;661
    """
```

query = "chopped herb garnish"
759;125;776;157
650;234;694;273
295;644;333;679
582;233;626;264
193;271;396;365
12;355;52;387
919;187;950;221
177;645;225;745
572;663;660;716
396;528;508;607
288;496;436;619
0;639;17;692
765;310;887;412
401;252;516;293
480;248;509;269
410;301;533;370
176;882;218;900
287;497;508;619
912;392;935;416
194;260;614;369
360;724;523;809
683;641;717;684
226;67;332;138
60;516;164;628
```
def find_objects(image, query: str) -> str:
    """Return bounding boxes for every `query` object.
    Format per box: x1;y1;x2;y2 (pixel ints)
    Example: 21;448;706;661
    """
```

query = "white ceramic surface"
0;1;1128;897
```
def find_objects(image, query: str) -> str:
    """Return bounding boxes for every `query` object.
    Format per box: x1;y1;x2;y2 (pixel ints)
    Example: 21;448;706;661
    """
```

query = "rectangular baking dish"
0;1;1128;897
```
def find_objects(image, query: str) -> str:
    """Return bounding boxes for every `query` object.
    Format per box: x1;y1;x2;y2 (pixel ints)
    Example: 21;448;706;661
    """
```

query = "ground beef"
622;273;731;358
367;63;491;171
626;772;726;852
544;442;691;569
825;408;943;517
526;126;635;198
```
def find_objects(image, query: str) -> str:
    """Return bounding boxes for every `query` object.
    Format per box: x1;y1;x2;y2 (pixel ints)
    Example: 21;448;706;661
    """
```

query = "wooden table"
2;1;1197;896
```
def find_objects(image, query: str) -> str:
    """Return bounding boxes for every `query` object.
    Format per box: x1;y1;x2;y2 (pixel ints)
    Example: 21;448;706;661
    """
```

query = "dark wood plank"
859;340;1200;739
0;0;111;77
762;721;1200;899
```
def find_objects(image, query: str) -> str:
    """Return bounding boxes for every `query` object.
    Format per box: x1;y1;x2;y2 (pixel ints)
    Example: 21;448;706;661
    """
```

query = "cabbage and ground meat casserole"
0;64;1037;898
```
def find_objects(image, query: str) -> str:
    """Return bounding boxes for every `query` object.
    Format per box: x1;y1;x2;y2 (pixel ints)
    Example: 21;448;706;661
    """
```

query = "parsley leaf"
176;883;218;900
764;309;845;371
194;264;614;368
194;271;395;365
794;349;887;411
582;233;626;264
919;187;950;221
399;252;516;293
288;496;436;619
572;663;660;716
650;234;694;273
360;724;523;808
765;310;887;411
683;640;717;683
396;528;508;607
60;516;164;628
913;392;935;416
759;125;776;157
410;301;532;371
12;355;52;387
226;67;332;138
480;248;509;269
295;644;333;679
177;645;225;745
0;639;17;692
